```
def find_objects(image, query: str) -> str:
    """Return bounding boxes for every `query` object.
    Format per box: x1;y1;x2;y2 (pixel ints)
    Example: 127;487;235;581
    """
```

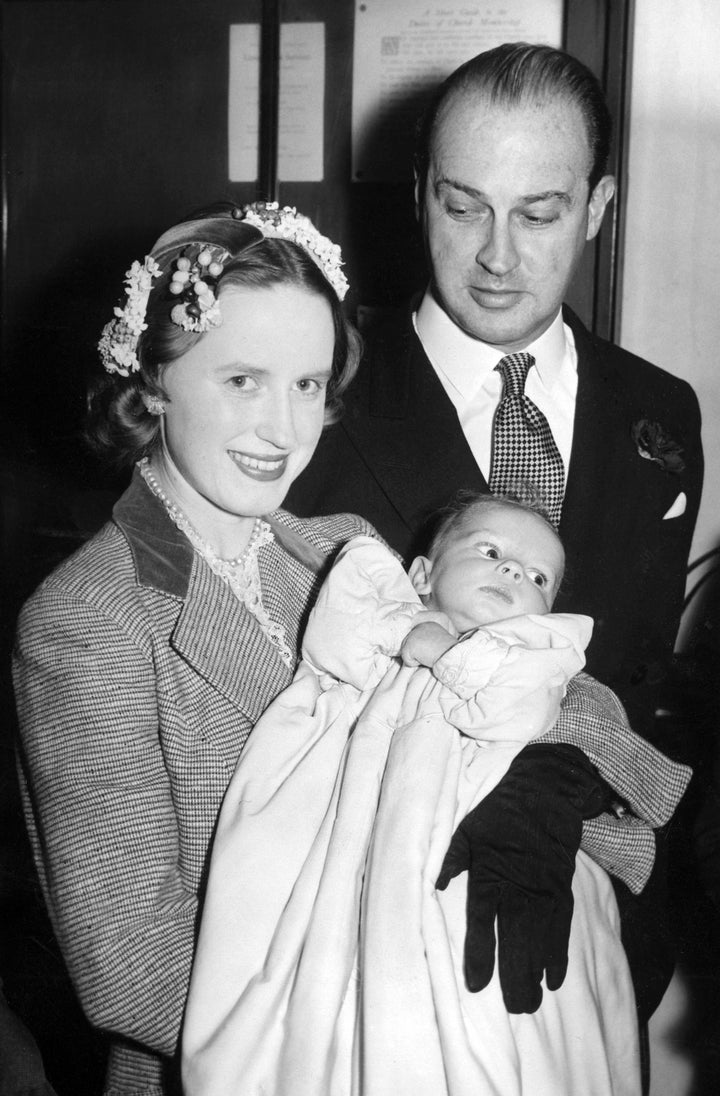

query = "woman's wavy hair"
87;202;360;468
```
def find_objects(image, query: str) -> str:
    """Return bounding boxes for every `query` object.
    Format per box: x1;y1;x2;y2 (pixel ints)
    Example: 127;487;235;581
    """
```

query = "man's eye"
441;196;486;220
522;212;557;227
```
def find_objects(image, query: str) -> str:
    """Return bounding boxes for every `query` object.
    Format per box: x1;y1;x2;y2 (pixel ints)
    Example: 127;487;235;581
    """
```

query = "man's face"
417;92;615;351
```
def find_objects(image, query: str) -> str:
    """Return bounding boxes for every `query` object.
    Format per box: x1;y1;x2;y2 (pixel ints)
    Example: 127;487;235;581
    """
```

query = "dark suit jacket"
288;303;703;743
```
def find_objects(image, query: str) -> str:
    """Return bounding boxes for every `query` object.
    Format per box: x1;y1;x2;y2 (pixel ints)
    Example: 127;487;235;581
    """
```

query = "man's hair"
425;488;562;565
415;42;612;198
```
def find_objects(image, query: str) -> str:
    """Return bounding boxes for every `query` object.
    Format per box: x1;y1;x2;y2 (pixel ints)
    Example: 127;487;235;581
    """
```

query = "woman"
12;202;375;1095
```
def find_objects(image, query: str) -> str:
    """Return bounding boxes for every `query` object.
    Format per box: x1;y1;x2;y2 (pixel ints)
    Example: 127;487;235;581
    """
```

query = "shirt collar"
414;288;569;400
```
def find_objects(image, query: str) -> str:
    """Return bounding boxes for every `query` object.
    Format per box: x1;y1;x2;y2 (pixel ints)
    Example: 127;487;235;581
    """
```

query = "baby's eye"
478;542;500;559
527;570;547;588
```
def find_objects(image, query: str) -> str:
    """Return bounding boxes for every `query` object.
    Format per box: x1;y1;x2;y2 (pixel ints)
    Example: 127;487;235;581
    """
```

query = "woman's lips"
229;451;288;482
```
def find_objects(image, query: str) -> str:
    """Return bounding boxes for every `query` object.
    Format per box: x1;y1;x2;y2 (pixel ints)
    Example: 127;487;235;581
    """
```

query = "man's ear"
586;175;615;241
408;555;433;596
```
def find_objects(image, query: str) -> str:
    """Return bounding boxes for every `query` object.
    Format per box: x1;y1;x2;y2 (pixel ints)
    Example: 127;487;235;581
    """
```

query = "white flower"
241;203;349;300
98;256;161;375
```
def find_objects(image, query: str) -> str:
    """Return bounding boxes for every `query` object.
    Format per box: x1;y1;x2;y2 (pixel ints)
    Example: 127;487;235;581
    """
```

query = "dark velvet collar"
113;468;195;598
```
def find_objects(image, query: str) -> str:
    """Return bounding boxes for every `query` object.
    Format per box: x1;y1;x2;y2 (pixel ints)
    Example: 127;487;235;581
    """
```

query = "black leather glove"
436;742;612;1013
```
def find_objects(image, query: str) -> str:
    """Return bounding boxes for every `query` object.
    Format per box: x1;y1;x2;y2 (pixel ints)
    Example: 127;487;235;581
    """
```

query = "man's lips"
469;286;523;308
229;451;288;482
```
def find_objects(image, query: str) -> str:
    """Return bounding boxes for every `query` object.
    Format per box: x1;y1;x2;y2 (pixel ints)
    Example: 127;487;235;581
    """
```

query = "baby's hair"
425;488;561;562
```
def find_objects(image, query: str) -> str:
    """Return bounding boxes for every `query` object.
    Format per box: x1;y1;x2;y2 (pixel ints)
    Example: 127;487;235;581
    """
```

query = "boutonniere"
631;419;685;473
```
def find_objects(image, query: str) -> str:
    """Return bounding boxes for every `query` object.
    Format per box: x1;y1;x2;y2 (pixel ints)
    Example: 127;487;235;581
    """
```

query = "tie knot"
495;352;535;397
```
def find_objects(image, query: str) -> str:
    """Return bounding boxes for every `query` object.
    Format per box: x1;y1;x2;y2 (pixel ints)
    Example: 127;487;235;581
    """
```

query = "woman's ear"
408;555;433;597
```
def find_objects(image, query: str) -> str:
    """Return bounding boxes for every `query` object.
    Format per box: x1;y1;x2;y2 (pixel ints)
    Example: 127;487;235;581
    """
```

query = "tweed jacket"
287;303;704;742
12;471;376;1096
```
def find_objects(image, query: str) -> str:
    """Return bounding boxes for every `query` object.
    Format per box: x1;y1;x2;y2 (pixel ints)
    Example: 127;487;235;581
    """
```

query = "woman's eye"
295;377;326;395
229;374;258;391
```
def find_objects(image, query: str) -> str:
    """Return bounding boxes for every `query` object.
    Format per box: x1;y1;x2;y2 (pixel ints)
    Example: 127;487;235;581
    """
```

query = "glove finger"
545;891;574;992
464;884;501;993
497;893;546;1013
436;829;471;891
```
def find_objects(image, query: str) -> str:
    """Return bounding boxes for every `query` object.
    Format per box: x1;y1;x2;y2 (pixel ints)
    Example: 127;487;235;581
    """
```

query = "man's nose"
476;218;520;277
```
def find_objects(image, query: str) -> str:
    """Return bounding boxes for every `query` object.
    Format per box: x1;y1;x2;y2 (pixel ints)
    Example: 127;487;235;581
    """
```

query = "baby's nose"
498;560;523;582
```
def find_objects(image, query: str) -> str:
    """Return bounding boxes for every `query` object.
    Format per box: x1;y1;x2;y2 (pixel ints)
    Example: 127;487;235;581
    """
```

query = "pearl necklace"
139;458;293;666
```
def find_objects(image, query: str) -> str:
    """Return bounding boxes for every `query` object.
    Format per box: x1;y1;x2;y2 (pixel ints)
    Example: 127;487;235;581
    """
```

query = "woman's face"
159;283;335;530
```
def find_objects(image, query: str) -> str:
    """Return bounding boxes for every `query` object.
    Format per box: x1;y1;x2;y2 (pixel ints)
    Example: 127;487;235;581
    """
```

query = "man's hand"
400;611;457;668
436;742;612;1013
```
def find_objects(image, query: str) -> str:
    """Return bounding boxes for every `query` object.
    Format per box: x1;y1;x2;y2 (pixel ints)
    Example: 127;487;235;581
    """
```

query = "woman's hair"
424;487;562;563
87;202;360;468
415;42;612;199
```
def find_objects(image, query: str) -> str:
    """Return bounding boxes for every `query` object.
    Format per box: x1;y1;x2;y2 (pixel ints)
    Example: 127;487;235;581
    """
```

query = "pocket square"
663;492;687;519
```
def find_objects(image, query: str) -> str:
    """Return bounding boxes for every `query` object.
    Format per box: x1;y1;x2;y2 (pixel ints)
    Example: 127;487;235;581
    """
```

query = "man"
288;43;703;743
288;44;704;1030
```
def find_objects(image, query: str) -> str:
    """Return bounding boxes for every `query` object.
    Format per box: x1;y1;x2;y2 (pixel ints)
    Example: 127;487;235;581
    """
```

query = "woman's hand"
400;611;458;668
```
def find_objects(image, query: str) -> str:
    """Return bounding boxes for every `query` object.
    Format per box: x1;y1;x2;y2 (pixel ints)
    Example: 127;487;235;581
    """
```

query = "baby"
184;493;690;1096
401;490;565;664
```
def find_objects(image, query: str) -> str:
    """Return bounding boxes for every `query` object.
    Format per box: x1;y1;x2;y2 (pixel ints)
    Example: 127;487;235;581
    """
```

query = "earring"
142;393;166;416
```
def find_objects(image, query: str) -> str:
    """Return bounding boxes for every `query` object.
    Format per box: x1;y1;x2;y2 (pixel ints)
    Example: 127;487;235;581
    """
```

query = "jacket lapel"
343;307;487;531
558;308;649;605
559;310;626;551
115;471;291;732
172;560;291;728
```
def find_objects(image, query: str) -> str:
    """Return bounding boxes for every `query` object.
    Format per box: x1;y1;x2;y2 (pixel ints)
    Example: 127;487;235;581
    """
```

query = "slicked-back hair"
415;42;612;200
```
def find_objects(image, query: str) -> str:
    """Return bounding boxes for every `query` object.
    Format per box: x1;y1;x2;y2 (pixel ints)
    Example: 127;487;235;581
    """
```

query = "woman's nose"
497;559;523;582
256;395;296;449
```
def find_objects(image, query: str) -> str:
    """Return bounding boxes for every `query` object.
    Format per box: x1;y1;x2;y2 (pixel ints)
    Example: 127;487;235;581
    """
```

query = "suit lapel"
558;309;647;610
172;557;292;732
344;309;487;532
560;311;625;549
116;474;292;739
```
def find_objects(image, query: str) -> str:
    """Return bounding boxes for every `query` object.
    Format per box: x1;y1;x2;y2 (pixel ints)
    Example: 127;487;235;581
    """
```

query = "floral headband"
98;202;349;377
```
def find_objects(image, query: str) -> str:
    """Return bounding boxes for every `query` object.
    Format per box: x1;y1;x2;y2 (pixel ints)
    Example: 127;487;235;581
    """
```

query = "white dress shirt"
414;289;578;483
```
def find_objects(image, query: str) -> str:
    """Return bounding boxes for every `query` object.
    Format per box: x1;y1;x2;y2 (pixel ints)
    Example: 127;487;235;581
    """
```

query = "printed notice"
352;1;563;181
228;22;325;183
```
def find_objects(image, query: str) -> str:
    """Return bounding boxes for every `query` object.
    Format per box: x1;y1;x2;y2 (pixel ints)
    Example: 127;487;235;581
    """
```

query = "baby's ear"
408;555;433;597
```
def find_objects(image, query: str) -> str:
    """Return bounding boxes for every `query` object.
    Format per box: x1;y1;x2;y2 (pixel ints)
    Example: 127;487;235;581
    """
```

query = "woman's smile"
229;450;289;481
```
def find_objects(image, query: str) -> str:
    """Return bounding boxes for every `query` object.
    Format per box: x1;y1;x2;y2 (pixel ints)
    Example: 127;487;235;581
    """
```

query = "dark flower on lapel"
631;419;685;473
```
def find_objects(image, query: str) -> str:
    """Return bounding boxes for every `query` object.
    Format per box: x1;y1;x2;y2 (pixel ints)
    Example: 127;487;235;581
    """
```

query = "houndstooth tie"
488;352;565;527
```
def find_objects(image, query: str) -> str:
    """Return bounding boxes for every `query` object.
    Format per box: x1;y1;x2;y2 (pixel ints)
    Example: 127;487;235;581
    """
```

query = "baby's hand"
401;611;458;668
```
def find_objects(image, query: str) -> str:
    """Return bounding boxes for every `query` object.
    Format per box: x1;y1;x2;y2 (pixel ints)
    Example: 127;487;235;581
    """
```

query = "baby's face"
411;505;565;632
